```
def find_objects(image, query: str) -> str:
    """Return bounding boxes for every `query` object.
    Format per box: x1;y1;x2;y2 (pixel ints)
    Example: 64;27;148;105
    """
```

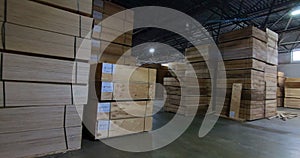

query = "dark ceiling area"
111;0;300;56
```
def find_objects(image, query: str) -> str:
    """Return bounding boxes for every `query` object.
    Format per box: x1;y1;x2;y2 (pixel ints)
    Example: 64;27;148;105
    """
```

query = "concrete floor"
43;108;300;158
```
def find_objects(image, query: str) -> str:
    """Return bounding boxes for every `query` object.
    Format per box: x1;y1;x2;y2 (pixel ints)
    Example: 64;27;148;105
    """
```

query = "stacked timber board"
284;78;300;108
163;77;210;116
277;72;285;107
163;45;212;116
92;0;136;65
84;63;156;139
0;0;93;157
218;26;278;120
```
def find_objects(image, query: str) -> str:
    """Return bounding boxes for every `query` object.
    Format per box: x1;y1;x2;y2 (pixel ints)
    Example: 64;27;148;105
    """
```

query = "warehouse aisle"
43;109;300;158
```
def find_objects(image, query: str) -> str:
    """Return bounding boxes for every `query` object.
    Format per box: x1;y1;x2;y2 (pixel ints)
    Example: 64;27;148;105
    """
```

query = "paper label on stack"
93;11;103;20
102;63;113;74
94;25;102;33
98;120;109;131
98;103;111;113
101;82;113;92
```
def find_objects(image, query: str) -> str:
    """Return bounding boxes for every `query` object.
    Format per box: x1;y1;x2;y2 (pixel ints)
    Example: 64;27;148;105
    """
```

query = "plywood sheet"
109;118;144;137
72;85;88;105
3;53;75;83
110;101;147;120
7;0;80;36
35;0;92;15
76;38;92;60
66;105;84;127
5;82;72;107
0;106;64;134
6;23;75;58
219;26;267;43
76;62;90;84
66;126;82;150
0;128;66;158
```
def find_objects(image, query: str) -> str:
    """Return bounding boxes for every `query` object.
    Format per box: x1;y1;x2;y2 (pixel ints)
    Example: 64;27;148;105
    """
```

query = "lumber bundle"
218;26;278;120
92;0;136;65
163;46;213;116
163;46;212;116
0;1;93;157
284;78;300;109
84;63;156;139
277;72;285;107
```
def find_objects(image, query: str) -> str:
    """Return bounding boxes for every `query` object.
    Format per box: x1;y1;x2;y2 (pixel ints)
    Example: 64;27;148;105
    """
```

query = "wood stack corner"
0;0;93;157
84;63;156;139
277;72;285;107
284;78;300;108
91;0;136;66
218;26;278;120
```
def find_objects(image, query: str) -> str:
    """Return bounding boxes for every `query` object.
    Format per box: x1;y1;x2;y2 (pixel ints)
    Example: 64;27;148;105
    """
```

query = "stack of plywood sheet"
0;0;92;157
92;0;136;65
163;46;212;116
277;72;285;107
84;63;156;139
185;46;211;114
218;26;278;120
264;29;279;117
163;77;182;114
284;78;300;108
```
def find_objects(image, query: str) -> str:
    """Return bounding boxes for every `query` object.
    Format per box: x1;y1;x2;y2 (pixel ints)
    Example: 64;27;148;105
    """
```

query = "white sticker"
98;103;111;113
98;120;109;131
92;40;100;47
101;82;113;92
229;111;235;118
93;25;102;33
102;63;113;74
93;11;103;20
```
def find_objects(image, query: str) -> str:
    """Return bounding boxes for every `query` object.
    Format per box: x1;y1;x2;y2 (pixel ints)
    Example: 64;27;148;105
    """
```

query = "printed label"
102;63;113;74
93;25;102;33
98;120;109;131
93;11;103;20
229;111;235;118
98;103;111;113
101;82;113;92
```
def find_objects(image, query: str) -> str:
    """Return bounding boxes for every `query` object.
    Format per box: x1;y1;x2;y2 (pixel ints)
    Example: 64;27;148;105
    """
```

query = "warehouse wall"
278;53;300;77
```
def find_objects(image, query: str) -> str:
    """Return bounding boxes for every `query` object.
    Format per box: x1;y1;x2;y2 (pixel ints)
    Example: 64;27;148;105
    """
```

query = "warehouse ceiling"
111;0;300;63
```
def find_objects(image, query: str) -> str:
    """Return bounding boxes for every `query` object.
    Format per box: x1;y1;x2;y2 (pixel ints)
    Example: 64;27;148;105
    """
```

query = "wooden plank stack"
277;72;285;107
218;26;278;120
0;0;93;157
84;63;156;139
284;78;300;108
92;0;136;65
163;45;212;116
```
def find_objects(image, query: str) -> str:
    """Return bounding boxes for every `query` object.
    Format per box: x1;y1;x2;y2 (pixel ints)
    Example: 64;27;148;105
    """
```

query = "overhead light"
162;63;169;67
291;8;300;16
149;48;155;53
